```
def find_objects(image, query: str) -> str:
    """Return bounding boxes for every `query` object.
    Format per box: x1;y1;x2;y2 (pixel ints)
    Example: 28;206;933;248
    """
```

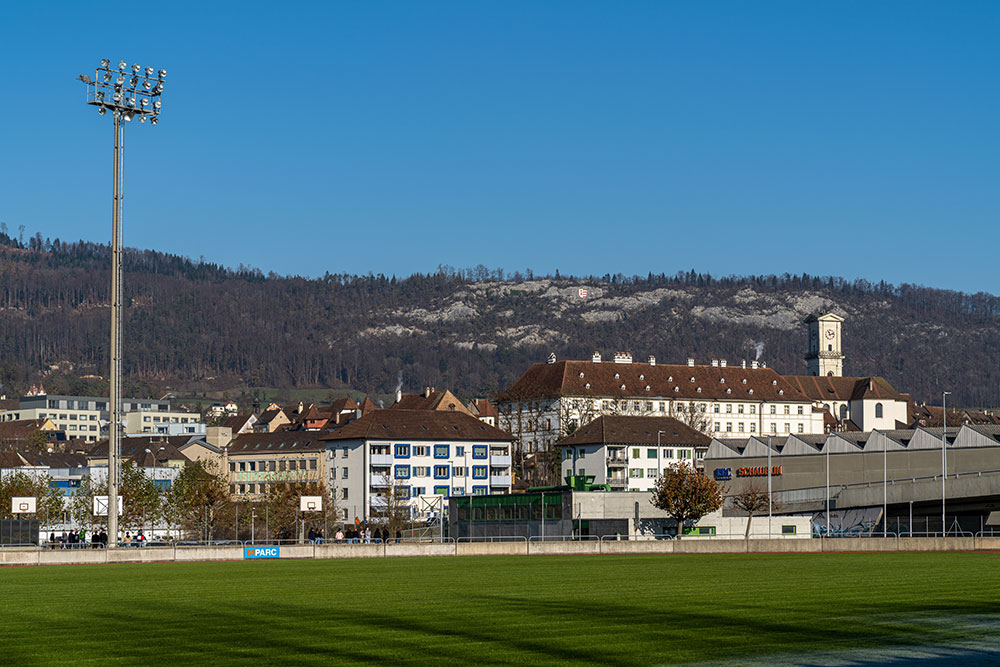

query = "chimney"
741;360;746;369
592;351;602;363
547;353;556;365
424;387;432;398
711;359;719;367
613;352;632;364
395;388;402;404
720;359;727;368
648;355;656;366
751;360;759;369
687;358;695;367
761;361;767;368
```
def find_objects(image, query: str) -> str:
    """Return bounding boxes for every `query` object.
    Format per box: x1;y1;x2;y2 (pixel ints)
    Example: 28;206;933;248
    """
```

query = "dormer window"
579;372;585;378
690;377;695;383
639;374;644;381
726;388;732;394
748;389;754;395
620;384;626;390
673;386;679;392
585;382;591;389
778;390;784;395
645;385;650;391
720;378;725;384
696;387;702;393
668;376;673;382
614;373;620;379
772;380;778;385
742;378;747;384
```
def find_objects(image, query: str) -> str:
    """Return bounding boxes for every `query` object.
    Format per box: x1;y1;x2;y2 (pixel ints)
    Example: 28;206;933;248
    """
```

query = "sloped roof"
469;398;499;419
227;432;328;454
555;416;710;448
222;414;256;431
498;361;810;403
17;451;90;468
785;375;907;402
390;390;475;416
322;409;512;443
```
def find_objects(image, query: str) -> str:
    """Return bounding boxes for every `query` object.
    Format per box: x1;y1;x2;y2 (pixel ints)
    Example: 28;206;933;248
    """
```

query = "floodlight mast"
81;60;165;547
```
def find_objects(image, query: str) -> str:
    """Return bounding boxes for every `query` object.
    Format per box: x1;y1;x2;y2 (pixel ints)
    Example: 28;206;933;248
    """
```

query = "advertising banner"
244;546;280;559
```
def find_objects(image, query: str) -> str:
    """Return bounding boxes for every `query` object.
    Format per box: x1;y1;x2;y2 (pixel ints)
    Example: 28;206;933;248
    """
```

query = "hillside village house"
320;409;514;523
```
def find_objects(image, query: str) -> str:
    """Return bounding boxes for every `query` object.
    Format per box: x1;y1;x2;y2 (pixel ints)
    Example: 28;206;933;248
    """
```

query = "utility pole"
81;60;165;547
942;391;951;536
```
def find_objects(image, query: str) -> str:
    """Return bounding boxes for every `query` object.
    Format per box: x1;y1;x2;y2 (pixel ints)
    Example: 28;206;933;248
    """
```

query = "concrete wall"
5;535;1000;567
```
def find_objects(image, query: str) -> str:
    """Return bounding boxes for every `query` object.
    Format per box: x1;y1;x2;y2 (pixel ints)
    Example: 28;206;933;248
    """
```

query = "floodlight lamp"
118;60;127;70
96;91;105;101
153;100;161;109
143;81;152;90
154;83;163;93
150;117;158;125
130;76;139;86
100;58;110;68
116;75;125;85
158;69;166;78
140;98;149;107
98;107;107;115
139;115;146;123
126;98;135;107
145;66;154;76
124;112;134;121
133;64;141;73
113;91;122;102
103;72;112;82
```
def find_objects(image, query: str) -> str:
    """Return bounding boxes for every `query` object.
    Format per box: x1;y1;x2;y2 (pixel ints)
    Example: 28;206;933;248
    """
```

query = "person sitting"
335;529;344;543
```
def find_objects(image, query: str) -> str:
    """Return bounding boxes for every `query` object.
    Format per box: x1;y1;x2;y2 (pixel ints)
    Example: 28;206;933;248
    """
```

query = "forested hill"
0;231;997;408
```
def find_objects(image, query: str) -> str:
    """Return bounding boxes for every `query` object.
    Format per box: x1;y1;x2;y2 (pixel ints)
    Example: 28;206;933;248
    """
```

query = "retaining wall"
5;536;1000;567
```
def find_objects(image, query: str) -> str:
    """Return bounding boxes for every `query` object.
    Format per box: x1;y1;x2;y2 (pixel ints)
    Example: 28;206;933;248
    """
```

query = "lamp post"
656;430;665;478
81;59;165;548
941;391;951;536
767;435;772;538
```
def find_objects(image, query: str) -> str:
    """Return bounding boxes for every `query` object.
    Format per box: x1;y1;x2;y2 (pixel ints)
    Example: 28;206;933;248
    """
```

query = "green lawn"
2;553;999;665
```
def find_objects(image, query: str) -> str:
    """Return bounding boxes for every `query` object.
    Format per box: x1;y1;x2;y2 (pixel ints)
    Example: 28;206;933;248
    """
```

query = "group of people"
328;519;402;544
48;529;108;549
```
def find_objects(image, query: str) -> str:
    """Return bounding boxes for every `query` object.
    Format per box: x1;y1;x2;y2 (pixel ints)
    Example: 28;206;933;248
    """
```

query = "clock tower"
805;313;844;377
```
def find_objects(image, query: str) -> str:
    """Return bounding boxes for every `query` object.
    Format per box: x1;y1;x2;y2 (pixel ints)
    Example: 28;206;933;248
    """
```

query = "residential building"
224;432;328;498
467;399;498;427
321;409;514;523
124;410;205;436
784;375;910;431
556;416;711;491
390;388;475;416
1;393;174;443
253;406;290;433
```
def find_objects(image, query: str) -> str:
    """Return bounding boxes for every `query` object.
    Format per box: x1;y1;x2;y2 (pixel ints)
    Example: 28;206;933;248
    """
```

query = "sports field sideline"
2;553;999;665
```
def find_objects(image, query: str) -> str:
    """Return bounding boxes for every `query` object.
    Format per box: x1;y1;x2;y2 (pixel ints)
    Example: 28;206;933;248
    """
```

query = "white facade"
806;313;845;377
124;410;205;436
561;442;695;491
327;438;513;523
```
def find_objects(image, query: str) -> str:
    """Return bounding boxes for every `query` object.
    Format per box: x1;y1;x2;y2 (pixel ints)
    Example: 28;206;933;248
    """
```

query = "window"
434;444;449;458
875;403;883;418
632;448;640;458
342;488;348;500
770;405;776;414
412;487;426;497
342;446;349;457
683;526;716;536
738;423;744;432
434;485;449;496
658;402;665;412
473;486;488;495
782;525;796;535
434;465;449;479
395;444;410;458
239;462;246;472
341;466;349;479
726;423;733;432
456;446;465;457
472;465;488;479
229;462;236;472
394;465;410;479
575;448;585;459
453;466;466;477
713;404;720;414
749;423;756;433
412;445;429;457
472;445;488;459
798;423;804;433
249;461;257;472
413;466;431;477
647;468;657;478
839;405;848;420
784;423;790;433
629;468;643;478
662;449;673;458
647;448;657;458
749;405;756;414
714;422;720;432
738;404;744;414
726;404;732;414
783;405;790;415
797;406;804;415
770;423;777;433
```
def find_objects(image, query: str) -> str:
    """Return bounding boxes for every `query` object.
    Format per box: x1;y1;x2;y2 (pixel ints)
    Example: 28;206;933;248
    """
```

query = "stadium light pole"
941;391;950;536
80;59;165;547
767;435;772;539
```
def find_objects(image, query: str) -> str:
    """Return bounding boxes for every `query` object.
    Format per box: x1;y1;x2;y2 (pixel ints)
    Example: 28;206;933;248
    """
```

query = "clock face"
825;329;836;340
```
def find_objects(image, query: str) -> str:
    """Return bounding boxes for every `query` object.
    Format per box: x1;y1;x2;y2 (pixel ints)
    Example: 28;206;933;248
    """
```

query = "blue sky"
2;2;998;292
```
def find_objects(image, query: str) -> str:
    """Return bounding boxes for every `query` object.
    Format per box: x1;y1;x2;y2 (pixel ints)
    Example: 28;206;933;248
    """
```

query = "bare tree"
731;484;778;539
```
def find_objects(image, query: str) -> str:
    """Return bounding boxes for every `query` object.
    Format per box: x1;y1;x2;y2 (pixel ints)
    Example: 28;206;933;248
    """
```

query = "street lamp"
80;60;165;547
942;391;951;536
656;430;665;478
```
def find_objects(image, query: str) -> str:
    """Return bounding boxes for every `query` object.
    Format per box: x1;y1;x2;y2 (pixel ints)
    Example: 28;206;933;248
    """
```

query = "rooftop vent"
742;378;747;384
778;390;784;395
720;359;727;368
614;373;620;379
648;355;656;366
547;353;556;364
711;359;719;367
645;385;650;391
592;351;602;363
614;352;632;364
772;380;777;385
697;387;702;393
620;384;626;390
748;389;753;395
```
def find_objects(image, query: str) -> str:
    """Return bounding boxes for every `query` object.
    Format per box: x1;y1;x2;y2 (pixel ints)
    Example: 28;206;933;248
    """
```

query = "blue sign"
244;546;280;559
713;467;732;481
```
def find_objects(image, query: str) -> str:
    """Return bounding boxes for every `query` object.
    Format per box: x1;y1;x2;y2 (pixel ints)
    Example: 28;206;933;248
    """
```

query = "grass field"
2;553;1000;665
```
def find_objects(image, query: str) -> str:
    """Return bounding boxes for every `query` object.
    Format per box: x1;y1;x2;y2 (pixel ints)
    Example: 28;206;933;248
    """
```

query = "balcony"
490;475;512;487
370;453;392;465
607;475;628;487
490;454;512;466
606;456;627;467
